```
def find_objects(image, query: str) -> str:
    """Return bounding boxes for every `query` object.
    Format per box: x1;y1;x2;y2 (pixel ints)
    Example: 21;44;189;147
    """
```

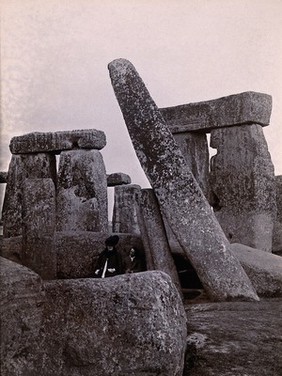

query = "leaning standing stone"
56;149;108;233
108;58;258;301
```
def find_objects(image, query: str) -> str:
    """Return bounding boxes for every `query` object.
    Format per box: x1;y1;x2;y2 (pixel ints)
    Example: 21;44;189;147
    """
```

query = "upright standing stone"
210;124;276;252
107;172;131;186
112;184;141;234
173;132;211;201
108;58;258;301
273;175;282;255
22;178;56;279
138;189;182;296
2;153;56;238
0;257;45;375
56;149;108;233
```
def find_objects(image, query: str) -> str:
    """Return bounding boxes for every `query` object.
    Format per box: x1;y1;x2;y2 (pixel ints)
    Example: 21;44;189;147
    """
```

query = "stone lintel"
107;172;131;187
9;129;106;154
160;91;272;134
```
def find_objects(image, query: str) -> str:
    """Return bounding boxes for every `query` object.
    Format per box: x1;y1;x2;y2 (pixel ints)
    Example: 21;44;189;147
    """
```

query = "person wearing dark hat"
93;235;123;278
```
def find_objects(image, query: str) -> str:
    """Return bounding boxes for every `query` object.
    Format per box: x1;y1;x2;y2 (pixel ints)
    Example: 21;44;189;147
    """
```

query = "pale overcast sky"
1;0;282;197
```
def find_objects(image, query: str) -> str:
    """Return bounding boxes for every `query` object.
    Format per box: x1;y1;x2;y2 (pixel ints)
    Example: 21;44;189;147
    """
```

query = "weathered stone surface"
0;236;22;263
173;132;211;201
0;171;7;183
184;299;282;376
112;184;141;234
108;58;258;301
273;175;282;255
160;91;272;133
56;149;108;232
42;271;187;376
230;243;282;297
2;153;57;238
0;257;45;376
9;129;106;154
107;172;131;186
22;178;56;279
210;124;276;252
56;231;144;279
138;188;182;295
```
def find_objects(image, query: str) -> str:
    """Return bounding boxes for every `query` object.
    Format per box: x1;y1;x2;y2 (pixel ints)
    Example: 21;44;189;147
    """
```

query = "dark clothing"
94;248;123;278
125;255;143;273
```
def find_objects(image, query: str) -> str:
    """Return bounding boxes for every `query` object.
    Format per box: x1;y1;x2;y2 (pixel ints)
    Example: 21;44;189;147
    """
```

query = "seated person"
125;247;144;273
94;235;123;278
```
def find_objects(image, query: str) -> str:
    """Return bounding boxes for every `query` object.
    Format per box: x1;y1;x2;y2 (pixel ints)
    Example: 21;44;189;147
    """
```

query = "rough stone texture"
0;171;8;183
273;175;282;255
184;299;282;376
230;243;282;297
42;271;187;376
56;149;108;233
112;184;141;235
9;129;106;154
138;188;182;295
173;132;211;201
108;58;258;302
56;231;144;279
56;231;106;278
22;178;56;279
2;153;57;238
0;257;45;376
210;124;276;252
160;91;272;133
107;172;131;186
0;235;23;263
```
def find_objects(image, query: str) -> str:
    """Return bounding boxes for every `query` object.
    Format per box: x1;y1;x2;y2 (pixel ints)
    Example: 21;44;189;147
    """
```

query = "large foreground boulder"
0;257;45;376
230;243;282;297
1;258;187;376
42;271;187;376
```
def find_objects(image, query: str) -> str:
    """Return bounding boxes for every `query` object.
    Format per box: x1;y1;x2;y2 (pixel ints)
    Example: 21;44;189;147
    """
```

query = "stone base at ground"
184;299;282;376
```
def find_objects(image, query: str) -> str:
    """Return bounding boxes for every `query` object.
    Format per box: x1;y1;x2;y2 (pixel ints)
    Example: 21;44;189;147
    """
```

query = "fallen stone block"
230;243;282;297
9;129;106;154
107;172;131;186
108;58;258;302
160;91;272;133
42;271;187;376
